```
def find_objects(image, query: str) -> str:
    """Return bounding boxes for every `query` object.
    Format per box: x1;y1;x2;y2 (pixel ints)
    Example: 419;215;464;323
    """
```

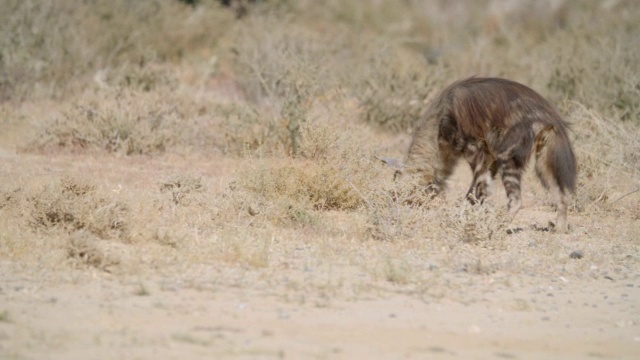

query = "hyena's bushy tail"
535;125;577;195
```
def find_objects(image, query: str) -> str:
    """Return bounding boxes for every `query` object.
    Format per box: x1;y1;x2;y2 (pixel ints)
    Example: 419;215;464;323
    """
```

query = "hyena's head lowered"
377;156;443;200
376;156;405;181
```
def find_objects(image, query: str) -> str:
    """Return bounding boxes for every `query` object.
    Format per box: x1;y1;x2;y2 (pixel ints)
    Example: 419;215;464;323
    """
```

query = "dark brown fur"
395;77;577;232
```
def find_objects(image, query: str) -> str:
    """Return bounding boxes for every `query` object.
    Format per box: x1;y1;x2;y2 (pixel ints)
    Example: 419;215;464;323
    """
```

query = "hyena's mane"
451;77;575;191
446;77;569;140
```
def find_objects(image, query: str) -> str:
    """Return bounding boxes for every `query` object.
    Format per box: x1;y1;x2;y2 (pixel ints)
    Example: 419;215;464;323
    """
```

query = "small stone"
247;205;260;216
569;250;583;259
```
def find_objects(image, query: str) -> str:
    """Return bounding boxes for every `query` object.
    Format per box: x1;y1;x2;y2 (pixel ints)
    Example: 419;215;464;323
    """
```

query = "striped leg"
500;161;523;220
464;143;496;205
474;160;499;203
535;144;569;232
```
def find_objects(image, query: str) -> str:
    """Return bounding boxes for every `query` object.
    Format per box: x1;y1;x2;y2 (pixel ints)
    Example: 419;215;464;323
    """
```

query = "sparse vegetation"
0;0;637;281
0;0;637;285
27;177;129;241
1;1;640;358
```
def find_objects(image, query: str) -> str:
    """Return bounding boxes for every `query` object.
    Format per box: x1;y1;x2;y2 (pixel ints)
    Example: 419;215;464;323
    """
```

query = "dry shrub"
0;0;235;101
365;179;507;245
569;102;640;214
0;187;22;212
187;226;277;269
236;161;362;213
28;177;129;241
227;108;379;226
160;175;205;206
230;16;341;155
27;89;195;155
120;175;218;249
229;5;440;134
364;177;437;242
438;203;508;247
94;63;180;93
231;16;334;103
207;92;360;158
544;26;640;124
66;230;121;271
210;102;283;156
349;42;440;133
380;257;413;285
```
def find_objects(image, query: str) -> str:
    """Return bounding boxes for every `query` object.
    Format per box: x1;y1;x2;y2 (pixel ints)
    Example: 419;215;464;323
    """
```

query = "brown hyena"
381;77;577;232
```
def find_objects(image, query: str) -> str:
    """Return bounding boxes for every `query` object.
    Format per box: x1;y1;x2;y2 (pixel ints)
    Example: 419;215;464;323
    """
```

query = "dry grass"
0;0;235;101
2;5;639;358
1;0;639;306
26;89;195;155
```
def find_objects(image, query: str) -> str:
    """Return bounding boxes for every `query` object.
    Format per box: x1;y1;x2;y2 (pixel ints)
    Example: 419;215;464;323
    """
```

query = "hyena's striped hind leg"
534;126;574;233
497;158;525;222
535;158;569;232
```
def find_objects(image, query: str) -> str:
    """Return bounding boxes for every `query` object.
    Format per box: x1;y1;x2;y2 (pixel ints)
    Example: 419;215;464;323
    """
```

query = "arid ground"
1;1;640;359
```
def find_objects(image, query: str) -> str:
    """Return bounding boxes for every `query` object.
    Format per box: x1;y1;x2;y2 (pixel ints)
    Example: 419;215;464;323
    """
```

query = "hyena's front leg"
473;160;499;204
430;138;460;195
464;143;496;205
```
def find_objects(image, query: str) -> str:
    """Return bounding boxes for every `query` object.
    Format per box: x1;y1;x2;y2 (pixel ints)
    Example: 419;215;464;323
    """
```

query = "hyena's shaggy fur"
395;77;577;232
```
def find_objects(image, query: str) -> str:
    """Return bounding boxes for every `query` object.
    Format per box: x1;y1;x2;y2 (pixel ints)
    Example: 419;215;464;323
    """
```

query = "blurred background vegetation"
1;0;638;125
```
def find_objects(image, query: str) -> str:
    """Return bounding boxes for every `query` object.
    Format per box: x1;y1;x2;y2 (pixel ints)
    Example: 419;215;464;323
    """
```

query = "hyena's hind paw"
506;227;524;235
531;223;553;232
531;221;570;233
550;220;571;233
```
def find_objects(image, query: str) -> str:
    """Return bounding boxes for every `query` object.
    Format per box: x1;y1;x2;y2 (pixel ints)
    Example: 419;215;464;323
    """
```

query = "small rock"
247;205;260;216
569;250;583;259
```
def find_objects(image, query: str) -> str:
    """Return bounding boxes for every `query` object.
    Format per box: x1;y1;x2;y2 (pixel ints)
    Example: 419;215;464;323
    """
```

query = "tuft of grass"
133;283;150;296
438;203;508;247
27;177;129;241
236;161;362;212
381;258;412;285
67;230;120;271
226;108;380;226
210;102;283;156
160;175;205;206
364;178;437;242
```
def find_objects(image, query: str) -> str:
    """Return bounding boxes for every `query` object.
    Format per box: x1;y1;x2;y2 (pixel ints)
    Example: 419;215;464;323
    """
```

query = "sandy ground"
1;142;639;360
1;258;639;359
